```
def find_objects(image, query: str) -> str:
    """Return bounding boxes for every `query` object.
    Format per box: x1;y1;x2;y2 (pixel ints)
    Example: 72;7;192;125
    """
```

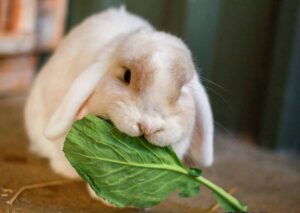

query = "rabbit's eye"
123;69;131;84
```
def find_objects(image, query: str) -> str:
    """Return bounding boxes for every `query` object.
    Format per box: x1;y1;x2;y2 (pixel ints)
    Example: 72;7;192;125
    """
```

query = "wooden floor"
0;96;299;213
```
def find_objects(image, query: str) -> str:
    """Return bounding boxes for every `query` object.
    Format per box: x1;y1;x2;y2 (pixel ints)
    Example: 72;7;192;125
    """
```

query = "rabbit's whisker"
205;86;233;112
199;76;229;94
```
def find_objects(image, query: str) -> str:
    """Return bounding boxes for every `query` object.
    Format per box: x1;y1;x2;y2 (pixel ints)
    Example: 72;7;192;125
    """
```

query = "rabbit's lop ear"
44;61;105;140
188;74;214;167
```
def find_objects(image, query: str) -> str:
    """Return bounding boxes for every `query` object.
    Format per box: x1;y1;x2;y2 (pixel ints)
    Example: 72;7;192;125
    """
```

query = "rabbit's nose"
138;122;162;136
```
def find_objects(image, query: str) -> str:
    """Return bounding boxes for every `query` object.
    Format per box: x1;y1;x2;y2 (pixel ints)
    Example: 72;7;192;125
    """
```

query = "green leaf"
187;168;202;177
63;115;200;208
213;192;247;213
179;185;200;198
63;115;247;211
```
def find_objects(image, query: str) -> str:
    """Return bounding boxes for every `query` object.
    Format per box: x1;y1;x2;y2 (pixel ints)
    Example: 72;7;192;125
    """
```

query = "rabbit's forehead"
148;66;187;105
147;49;194;93
124;50;193;105
120;48;193;85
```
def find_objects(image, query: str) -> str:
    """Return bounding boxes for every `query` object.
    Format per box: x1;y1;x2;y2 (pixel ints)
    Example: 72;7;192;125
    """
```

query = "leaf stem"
195;176;247;212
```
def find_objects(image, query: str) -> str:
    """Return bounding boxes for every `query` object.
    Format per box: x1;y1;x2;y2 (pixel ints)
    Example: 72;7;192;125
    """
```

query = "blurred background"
0;1;300;212
1;0;299;154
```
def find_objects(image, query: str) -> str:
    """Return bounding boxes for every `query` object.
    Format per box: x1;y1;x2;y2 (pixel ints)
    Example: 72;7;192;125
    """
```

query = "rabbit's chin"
108;115;184;147
145;129;191;159
109;112;182;146
145;127;184;147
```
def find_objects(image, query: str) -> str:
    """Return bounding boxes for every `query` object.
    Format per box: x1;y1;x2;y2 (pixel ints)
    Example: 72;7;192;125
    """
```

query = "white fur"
44;61;104;139
24;7;214;190
188;75;214;166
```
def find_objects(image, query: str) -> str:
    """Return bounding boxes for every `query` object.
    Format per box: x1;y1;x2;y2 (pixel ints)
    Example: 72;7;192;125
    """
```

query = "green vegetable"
63;115;247;212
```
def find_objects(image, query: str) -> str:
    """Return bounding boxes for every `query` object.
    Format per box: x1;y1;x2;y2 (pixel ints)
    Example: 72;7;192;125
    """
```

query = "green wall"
66;0;300;153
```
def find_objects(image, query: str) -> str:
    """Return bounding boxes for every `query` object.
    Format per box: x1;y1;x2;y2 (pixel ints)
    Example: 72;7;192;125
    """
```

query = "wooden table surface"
0;96;299;213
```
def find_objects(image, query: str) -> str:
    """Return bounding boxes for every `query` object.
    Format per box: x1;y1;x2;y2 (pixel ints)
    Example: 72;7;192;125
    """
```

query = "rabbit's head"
45;30;213;166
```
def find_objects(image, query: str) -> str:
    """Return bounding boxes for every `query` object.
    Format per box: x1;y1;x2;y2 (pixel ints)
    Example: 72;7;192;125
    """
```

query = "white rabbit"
24;7;213;184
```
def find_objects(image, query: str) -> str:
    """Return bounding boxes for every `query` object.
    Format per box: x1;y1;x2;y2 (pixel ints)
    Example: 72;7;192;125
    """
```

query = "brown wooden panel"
0;0;9;30
36;0;68;51
0;55;36;96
